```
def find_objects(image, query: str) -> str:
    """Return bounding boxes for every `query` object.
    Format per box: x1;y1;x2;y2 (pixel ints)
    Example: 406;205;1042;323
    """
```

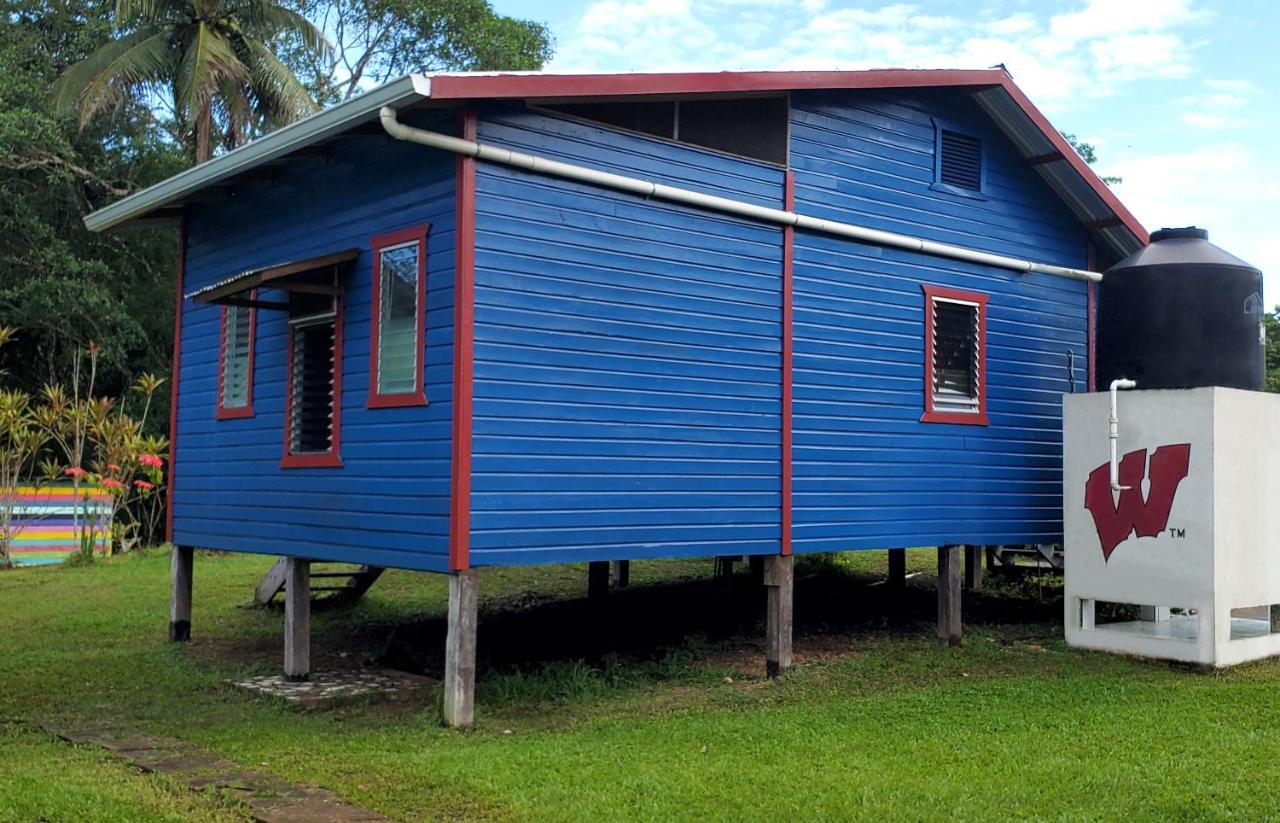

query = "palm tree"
53;0;327;162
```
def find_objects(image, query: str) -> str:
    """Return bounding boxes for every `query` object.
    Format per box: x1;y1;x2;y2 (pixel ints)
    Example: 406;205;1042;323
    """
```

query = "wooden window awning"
186;249;358;310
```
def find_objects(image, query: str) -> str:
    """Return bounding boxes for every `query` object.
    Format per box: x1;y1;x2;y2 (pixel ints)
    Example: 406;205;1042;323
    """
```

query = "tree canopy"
281;0;552;105
51;0;328;161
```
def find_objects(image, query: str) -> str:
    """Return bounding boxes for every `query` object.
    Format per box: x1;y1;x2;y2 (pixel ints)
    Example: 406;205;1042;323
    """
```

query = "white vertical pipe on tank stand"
1109;379;1137;491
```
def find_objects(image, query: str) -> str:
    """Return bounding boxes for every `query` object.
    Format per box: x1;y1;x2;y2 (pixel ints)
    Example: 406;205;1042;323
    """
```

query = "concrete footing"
764;555;794;677
887;548;906;590
611;559;630;589
937;545;962;646
443;569;478;728
169;546;193;642
964;545;983;591
284;557;310;682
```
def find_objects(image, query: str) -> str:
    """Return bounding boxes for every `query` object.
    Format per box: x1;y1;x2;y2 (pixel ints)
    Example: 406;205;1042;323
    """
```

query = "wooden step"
254;559;385;605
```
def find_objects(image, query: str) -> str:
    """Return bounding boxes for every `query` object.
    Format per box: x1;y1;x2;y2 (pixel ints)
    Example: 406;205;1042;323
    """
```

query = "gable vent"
939;130;982;191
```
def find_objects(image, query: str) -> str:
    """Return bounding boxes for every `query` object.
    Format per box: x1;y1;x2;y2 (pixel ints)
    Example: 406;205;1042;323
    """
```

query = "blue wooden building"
86;68;1147;725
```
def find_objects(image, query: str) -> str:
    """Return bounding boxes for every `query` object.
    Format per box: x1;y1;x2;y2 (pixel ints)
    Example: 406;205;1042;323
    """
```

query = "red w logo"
1083;444;1192;561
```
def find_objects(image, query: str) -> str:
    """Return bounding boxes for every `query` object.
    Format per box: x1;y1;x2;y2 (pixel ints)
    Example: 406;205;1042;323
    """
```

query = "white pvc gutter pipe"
1108;378;1137;490
379;108;1102;284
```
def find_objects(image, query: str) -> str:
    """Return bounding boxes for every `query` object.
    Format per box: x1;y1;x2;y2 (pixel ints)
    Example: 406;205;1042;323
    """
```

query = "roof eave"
83;74;432;233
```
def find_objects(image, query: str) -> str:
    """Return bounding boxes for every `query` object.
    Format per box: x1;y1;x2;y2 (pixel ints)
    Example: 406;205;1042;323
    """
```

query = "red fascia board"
780;171;795;558
448;108;477;572
368;224;430;409
427;68;1008;101
167;221;186;544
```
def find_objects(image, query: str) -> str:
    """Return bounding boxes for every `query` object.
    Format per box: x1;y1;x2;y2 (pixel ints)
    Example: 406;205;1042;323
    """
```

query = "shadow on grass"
269;556;1067;708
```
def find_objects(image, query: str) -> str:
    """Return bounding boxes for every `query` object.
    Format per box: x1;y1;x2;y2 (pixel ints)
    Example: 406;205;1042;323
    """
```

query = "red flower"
64;467;87;478
134;480;155;490
102;479;125;490
107;463;122;473
138;454;164;469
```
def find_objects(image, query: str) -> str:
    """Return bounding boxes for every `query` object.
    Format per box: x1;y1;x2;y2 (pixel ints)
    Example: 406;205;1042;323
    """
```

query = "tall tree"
1;0;186;409
281;0;552;106
51;0;328;162
1061;132;1123;187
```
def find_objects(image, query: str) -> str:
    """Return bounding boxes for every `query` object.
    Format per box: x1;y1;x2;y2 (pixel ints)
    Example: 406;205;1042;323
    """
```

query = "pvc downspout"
379;107;1103;284
1108;378;1137;490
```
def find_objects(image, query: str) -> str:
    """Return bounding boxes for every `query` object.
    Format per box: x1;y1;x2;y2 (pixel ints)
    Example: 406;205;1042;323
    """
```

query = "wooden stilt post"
283;557;310;681
964;545;983;591
588;561;610;602
1270;604;1280;634
714;555;737;591
763;555;794;677
887;548;906;590
443;569;478;728
611;560;630;589
937;545;962;646
169;546;193;642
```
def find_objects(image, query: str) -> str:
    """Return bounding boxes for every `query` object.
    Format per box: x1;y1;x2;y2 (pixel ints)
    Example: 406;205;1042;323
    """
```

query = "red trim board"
166;220;186;544
281;294;345;469
920;284;990;426
215;293;257;420
369;225;431;408
781;171;795;557
449;109;478;571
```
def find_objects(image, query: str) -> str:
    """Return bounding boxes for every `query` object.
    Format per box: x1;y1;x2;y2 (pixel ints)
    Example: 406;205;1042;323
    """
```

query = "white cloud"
1107;145;1279;295
1178;79;1256;130
549;0;1206;111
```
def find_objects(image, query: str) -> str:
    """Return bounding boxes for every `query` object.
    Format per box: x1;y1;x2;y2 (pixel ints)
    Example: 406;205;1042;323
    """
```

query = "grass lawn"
4;547;1280;820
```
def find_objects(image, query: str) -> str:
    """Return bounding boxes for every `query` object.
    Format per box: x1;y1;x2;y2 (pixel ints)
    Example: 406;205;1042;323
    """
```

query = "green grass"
4;548;1280;820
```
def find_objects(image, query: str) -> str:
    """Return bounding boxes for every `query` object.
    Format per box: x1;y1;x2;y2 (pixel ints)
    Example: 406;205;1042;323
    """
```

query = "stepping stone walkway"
48;724;394;822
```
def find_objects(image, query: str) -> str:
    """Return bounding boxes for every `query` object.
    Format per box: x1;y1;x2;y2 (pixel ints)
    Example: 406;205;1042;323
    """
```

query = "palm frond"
114;0;177;25
173;21;249;119
242;38;318;122
50;28;175;127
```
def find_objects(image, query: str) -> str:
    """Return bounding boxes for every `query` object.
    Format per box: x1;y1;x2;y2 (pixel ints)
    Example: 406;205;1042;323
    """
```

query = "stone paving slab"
47;723;396;823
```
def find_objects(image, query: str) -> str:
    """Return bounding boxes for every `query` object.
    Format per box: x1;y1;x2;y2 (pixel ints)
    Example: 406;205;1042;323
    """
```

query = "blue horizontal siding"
469;106;785;566
174;112;457;572
790;89;1090;552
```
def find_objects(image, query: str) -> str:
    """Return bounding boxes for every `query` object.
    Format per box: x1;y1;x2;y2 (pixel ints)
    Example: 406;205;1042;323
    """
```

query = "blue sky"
484;0;1279;295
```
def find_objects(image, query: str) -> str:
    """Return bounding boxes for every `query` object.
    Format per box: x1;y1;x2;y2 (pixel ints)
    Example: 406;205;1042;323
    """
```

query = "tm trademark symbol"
1167;527;1186;539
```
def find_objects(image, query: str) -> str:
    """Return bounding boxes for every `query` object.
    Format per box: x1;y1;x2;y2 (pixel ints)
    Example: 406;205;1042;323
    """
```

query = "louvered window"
287;291;340;459
923;286;988;425
217;303;254;417
932;299;979;411
938;129;982;191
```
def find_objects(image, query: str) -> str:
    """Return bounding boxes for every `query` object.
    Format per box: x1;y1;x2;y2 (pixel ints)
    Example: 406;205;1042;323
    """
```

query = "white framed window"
217;301;255;419
369;226;428;407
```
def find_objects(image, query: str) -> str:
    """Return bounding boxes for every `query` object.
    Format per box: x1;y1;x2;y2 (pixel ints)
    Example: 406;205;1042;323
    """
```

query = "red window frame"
921;284;989;426
368;225;430;408
215;297;256;420
281;294;344;469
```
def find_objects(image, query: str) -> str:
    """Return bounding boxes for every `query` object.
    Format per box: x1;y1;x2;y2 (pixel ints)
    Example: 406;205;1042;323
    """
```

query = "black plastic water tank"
1095;227;1264;391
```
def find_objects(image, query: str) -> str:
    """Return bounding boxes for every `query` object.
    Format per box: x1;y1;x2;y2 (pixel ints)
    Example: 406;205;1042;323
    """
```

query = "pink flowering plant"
34;344;168;561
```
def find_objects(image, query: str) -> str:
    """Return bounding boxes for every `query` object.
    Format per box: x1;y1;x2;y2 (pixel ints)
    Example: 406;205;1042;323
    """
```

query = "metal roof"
84;68;1146;258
